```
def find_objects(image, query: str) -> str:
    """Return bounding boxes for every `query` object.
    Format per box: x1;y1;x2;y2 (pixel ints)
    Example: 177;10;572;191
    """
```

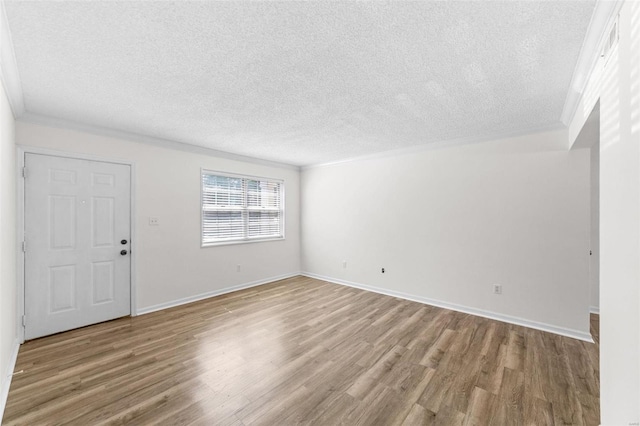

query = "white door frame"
16;145;137;343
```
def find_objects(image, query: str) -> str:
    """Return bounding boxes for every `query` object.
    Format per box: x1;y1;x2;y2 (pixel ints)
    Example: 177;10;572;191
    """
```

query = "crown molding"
560;0;624;126
20;110;564;173
302;122;565;170
17;112;300;171
0;0;25;117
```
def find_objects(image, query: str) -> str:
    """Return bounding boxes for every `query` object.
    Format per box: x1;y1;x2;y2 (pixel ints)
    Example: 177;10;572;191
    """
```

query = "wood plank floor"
3;276;600;425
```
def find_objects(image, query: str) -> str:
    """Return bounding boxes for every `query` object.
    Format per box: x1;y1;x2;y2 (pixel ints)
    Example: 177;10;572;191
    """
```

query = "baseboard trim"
1;339;20;423
137;272;301;315
302;272;594;343
589;306;600;315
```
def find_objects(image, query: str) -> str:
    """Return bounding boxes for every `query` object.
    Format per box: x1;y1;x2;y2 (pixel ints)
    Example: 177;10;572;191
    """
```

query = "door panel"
49;265;76;312
92;197;115;247
92;261;115;304
24;153;131;340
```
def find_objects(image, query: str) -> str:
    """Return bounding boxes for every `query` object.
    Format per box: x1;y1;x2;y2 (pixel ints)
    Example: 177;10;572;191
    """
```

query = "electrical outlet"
149;217;159;226
342;261;347;268
493;284;502;295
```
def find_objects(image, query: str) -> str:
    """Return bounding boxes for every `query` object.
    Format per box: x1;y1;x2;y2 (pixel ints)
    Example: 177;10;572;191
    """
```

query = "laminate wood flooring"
3;276;600;425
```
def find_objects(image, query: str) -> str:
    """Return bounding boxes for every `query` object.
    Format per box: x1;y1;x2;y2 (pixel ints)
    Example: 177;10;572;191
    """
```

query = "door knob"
120;250;128;256
121;239;127;245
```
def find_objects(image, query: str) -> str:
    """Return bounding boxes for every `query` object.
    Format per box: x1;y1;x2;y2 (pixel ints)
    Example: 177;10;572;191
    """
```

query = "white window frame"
201;169;285;247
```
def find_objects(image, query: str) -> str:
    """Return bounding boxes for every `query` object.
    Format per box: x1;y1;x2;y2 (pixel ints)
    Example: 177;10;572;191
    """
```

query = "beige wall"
302;128;591;339
16;121;301;312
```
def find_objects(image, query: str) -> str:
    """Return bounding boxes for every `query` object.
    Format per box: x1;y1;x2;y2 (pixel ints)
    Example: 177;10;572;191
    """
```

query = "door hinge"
22;167;27;178
22;241;26;252
22;315;26;327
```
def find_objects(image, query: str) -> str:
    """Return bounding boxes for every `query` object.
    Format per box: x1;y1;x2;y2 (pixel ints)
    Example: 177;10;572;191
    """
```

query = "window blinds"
202;172;284;245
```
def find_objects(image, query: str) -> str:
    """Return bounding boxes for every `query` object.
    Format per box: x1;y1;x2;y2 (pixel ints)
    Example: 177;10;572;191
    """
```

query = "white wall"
0;81;17;418
302;128;592;339
16;121;301;312
589;141;599;312
569;1;640;422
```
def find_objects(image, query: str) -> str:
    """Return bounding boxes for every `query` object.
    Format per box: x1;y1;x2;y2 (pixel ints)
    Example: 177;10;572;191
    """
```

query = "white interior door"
24;153;131;340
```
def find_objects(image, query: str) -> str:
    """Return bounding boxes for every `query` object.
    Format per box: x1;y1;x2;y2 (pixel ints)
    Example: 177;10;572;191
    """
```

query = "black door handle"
121;239;128;245
120;250;128;256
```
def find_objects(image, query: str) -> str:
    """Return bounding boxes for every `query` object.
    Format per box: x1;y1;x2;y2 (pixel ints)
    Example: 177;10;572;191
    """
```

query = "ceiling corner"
560;0;624;127
0;0;25;117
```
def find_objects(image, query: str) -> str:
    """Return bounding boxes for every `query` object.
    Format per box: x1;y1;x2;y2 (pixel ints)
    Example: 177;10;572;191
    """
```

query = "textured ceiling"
5;1;596;166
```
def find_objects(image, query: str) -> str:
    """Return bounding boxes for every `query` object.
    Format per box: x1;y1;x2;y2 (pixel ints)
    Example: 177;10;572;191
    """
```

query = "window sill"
201;236;285;248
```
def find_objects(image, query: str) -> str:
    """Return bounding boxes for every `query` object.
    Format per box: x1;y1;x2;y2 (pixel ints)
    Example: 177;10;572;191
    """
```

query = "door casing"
17;145;137;343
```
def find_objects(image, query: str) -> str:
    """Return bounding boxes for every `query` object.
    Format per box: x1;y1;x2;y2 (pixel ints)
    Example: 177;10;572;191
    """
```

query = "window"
201;171;284;246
